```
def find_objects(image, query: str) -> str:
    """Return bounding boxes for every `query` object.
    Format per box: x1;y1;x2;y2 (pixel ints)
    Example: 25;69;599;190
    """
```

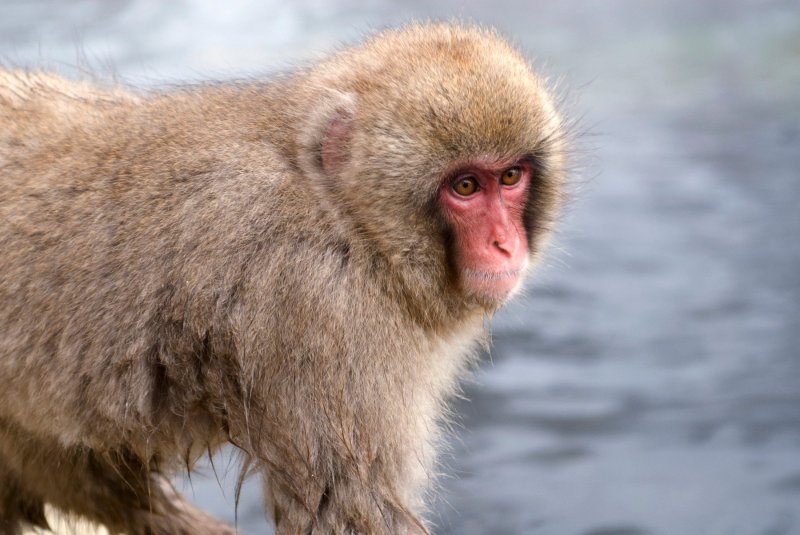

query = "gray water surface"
2;1;799;534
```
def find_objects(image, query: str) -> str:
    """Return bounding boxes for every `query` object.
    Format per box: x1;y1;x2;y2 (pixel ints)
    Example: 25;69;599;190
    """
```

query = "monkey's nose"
492;231;518;257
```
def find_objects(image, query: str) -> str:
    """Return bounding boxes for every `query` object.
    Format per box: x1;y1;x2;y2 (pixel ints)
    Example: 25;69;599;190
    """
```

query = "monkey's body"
0;25;565;534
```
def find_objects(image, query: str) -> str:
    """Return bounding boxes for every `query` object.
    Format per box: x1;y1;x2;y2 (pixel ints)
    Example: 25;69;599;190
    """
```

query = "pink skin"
439;159;530;303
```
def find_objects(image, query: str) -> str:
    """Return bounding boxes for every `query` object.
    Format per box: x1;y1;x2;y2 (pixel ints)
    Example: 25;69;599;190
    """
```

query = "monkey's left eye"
500;167;522;186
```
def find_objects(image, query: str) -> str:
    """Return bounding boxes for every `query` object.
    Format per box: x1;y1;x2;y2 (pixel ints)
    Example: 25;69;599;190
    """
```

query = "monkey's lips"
462;267;524;301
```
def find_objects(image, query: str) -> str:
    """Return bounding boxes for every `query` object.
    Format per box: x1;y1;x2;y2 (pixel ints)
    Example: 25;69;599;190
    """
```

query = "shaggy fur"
0;24;566;534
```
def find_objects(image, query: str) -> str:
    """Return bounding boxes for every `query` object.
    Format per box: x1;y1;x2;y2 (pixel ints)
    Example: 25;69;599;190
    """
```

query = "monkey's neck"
370;256;482;336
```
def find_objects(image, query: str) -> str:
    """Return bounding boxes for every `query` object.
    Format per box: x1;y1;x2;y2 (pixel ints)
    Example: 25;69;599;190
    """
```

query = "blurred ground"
3;1;799;534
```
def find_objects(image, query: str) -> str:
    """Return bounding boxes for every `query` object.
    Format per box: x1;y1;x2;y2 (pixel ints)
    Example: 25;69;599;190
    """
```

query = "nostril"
493;230;521;256
493;239;513;257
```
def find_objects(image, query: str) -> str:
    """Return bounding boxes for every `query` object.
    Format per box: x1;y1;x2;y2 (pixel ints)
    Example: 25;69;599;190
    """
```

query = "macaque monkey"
0;23;566;534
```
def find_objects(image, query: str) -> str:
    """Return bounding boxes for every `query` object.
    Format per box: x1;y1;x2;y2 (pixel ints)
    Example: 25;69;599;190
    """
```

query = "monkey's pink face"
440;160;531;304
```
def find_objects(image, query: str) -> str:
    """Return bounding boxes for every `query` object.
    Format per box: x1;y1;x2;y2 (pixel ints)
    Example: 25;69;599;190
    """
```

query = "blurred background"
2;1;799;534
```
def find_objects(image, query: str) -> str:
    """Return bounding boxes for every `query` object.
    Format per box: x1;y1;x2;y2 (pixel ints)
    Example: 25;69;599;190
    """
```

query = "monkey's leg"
0;463;48;535
41;450;236;535
263;468;428;535
0;421;233;535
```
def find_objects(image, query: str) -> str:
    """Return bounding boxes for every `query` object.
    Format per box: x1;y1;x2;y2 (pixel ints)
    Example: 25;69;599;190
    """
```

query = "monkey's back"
0;70;134;158
0;71;306;448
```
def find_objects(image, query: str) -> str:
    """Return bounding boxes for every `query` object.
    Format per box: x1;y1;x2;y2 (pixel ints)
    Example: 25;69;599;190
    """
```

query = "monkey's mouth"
463;269;521;281
462;268;525;302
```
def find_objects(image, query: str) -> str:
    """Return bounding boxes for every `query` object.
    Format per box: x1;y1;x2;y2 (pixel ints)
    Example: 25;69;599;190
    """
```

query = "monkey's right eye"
452;176;479;196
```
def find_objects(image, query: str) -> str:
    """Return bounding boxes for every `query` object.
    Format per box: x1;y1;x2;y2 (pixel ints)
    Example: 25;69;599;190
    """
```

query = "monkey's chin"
462;267;526;307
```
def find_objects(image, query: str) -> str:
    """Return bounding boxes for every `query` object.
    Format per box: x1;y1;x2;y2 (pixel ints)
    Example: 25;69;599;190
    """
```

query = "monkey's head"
298;24;566;313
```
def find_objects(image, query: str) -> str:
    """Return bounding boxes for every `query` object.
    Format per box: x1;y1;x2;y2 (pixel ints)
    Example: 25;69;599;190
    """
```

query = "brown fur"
0;24;566;534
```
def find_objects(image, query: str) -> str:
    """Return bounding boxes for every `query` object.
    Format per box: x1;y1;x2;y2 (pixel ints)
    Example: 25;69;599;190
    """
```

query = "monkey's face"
439;158;532;305
303;24;566;314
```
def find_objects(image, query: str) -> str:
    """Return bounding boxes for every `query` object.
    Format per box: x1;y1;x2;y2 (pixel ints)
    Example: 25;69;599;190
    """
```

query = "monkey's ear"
299;90;357;178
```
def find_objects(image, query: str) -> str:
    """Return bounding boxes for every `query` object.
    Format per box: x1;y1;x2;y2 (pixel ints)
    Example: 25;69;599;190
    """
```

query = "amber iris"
501;167;522;186
453;176;479;196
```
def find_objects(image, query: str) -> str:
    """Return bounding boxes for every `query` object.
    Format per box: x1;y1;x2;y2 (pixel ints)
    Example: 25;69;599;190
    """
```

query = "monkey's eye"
452;176;479;196
500;167;522;186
